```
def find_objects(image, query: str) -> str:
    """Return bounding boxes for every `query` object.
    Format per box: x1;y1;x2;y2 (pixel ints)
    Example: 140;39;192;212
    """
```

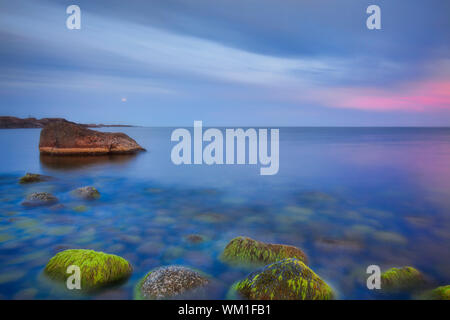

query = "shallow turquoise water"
0;127;449;299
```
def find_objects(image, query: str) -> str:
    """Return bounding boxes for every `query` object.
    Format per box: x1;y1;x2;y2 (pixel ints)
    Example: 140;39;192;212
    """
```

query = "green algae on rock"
232;258;333;300
22;192;58;207
44;249;132;290
381;266;426;292
221;236;308;267
419;285;450;300
72;186;100;200
135;266;210;300
19;173;51;184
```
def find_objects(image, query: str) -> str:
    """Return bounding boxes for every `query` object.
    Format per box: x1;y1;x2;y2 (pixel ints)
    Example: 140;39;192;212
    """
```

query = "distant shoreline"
0;116;134;129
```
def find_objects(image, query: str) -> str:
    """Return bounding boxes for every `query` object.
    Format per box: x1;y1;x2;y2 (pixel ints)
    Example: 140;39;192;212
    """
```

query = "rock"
73;205;88;212
39;120;145;155
73;186;100;200
44;249;132;290
19;173;51;184
232;258;333;300
221;236;308;267
381;266;426;292
22;192;58;207
185;234;205;244
135;266;210;300
419;285;450;300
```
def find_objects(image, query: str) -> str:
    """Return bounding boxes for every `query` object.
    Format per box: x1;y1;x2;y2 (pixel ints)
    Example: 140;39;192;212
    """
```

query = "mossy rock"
381;266;426;293
419;285;450;300
19;173;51;184
135;266;210;300
221;236;308;267
22;192;58;207
72;186;100;200
44;249;132;291
232;258;333;300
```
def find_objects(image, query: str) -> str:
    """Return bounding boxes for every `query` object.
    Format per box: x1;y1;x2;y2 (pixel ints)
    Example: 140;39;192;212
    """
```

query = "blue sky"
0;0;449;126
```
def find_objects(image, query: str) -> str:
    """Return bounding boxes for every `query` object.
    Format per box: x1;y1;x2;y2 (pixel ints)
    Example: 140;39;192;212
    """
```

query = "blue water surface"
0;127;449;299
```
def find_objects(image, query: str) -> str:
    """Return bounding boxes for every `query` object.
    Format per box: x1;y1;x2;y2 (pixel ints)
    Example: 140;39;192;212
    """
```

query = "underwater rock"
22;192;58;207
135;266;210;300
419;285;450;300
44;249;132;290
232;258;333;300
19;173;51;184
39;119;145;155
73;205;88;212
185;234;205;244
194;212;227;223
72;186;100;200
381;266;426;292
221;236;308;266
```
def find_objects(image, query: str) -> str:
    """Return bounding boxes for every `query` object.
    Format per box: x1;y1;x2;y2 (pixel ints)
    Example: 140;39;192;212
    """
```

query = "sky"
0;0;449;126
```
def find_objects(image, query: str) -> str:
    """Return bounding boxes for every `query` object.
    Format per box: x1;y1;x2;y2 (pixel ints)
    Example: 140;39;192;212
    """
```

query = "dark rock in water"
135;266;210;300
44;249;132;291
39;120;145;155
49;204;65;211
185;234;205;244
419;285;450;300
381;266;426;293
73;186;100;200
19;173;51;184
315;238;363;252
22;192;58;207
231;258;333;300
221;236;308;267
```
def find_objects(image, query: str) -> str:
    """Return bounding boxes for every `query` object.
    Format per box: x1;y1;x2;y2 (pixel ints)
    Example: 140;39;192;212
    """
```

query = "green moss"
19;173;49;184
381;266;425;292
233;258;333;300
73;205;88;213
44;249;132;291
221;236;308;267
421;285;450;300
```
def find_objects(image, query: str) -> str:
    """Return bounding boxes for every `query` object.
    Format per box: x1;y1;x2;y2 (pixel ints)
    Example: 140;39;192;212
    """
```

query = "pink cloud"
313;80;450;112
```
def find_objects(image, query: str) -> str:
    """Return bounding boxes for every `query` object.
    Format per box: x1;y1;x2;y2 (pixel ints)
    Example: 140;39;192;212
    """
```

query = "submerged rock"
135;266;210;300
419;285;450;300
44;249;132;290
39;120;145;155
232;258;333;300
381;266;426;292
73;186;100;200
221;236;308;267
19;173;51;184
22;192;58;207
185;234;205;244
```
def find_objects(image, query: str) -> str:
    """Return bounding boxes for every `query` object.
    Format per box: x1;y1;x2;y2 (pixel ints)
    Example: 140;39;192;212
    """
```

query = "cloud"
309;79;450;112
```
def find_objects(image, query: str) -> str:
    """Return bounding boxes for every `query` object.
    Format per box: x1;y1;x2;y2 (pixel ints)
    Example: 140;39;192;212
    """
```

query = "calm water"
0;127;449;299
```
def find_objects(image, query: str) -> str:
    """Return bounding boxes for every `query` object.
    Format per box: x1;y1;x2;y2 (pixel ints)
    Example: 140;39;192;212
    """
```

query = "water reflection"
39;154;139;171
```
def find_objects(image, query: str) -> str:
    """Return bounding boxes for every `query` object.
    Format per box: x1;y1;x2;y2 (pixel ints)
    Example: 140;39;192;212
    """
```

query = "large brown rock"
39;120;145;155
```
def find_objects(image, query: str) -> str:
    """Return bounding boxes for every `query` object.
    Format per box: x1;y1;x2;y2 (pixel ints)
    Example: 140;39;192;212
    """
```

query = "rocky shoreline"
0;116;133;129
